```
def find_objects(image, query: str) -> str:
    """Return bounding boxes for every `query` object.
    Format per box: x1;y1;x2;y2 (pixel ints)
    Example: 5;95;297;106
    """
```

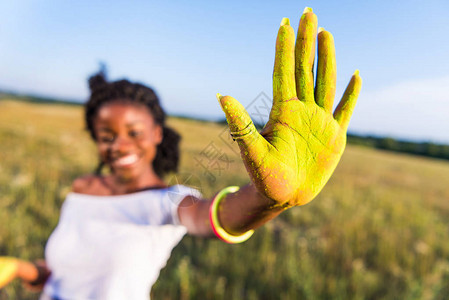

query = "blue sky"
1;0;448;143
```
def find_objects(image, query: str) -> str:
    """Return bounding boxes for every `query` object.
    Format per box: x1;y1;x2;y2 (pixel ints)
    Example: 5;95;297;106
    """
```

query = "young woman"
0;8;361;299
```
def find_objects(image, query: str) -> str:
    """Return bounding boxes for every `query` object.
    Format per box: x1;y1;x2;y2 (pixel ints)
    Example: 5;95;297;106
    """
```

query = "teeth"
115;154;139;166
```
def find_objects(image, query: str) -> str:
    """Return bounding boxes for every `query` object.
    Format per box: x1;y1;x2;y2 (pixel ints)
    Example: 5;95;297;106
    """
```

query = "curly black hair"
85;70;180;178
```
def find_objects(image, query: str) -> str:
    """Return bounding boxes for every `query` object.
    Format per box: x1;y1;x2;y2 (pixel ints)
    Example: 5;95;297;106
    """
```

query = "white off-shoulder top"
42;185;201;300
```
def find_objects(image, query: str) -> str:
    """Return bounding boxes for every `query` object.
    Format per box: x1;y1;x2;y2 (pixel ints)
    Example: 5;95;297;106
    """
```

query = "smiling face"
93;101;163;183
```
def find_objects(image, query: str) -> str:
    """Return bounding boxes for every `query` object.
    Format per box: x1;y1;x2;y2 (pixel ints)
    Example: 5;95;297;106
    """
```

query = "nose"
110;135;134;154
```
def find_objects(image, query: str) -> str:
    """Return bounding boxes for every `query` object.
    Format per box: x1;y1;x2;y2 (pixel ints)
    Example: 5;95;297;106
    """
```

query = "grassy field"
1;99;449;299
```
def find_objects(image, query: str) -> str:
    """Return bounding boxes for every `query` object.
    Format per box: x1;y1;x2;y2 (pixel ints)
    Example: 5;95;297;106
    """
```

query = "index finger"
295;7;318;102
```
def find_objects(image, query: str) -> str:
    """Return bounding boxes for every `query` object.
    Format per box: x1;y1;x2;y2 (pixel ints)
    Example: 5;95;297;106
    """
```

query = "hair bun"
88;71;108;92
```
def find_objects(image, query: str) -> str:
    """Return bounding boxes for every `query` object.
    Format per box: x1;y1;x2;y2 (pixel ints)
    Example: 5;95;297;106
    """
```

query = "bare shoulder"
71;175;106;194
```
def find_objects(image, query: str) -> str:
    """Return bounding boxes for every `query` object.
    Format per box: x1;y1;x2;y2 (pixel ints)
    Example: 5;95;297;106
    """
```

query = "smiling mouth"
112;154;140;168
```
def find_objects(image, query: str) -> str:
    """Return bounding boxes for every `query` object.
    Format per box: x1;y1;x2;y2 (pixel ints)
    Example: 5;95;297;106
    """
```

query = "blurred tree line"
2;91;448;161
347;133;449;160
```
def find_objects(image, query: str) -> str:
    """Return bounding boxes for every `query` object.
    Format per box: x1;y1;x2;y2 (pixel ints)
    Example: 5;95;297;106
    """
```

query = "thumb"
217;94;271;169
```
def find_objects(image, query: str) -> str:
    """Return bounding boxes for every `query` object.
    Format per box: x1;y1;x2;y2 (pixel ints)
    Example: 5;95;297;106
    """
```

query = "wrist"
26;262;50;287
17;260;50;286
209;186;254;243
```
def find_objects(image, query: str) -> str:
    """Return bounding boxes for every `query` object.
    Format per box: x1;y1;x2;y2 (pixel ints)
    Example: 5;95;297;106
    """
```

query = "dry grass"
1;99;448;299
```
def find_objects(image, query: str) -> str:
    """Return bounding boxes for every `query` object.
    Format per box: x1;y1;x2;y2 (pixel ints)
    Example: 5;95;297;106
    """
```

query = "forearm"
178;183;284;237
16;260;39;282
215;183;284;235
17;259;50;290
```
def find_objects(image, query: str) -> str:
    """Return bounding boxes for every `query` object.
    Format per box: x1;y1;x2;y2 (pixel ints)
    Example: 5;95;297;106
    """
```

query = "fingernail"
280;17;290;26
303;7;313;14
353;69;360;76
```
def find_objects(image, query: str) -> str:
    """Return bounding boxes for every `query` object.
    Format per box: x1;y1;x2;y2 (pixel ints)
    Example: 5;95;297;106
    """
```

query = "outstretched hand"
218;8;362;208
0;256;18;289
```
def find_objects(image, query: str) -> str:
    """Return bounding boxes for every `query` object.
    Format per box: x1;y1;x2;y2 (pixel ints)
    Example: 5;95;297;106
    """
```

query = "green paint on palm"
218;8;362;208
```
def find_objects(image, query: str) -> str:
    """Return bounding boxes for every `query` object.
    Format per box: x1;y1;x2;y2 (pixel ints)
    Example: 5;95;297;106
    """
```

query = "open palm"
218;8;362;208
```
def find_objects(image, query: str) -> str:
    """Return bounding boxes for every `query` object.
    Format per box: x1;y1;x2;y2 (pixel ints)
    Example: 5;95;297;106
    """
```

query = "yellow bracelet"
209;186;254;244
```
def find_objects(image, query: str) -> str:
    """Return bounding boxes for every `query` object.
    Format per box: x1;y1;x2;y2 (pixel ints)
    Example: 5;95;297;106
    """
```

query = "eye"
129;130;142;138
98;135;115;143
